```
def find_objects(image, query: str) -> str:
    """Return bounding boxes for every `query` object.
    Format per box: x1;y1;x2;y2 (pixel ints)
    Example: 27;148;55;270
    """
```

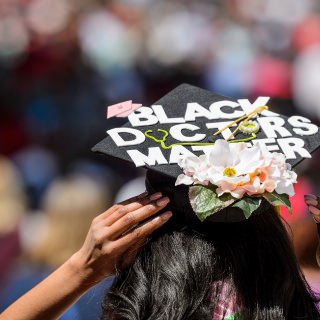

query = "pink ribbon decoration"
107;100;142;119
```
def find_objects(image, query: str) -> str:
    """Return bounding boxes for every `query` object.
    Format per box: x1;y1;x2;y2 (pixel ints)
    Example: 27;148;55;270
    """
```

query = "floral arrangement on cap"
175;139;297;221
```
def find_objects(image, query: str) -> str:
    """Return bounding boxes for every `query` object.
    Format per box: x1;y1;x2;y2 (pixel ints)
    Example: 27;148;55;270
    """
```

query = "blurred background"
1;0;320;318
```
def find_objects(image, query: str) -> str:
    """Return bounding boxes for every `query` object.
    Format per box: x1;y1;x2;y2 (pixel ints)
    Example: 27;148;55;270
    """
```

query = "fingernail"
306;199;318;207
312;216;320;224
308;205;319;212
138;191;148;199
161;211;172;220
156;197;170;206
150;192;162;201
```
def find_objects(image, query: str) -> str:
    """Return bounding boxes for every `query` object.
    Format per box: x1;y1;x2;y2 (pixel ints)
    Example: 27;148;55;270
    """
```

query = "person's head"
93;84;320;319
31;174;112;267
101;173;319;320
0;156;26;235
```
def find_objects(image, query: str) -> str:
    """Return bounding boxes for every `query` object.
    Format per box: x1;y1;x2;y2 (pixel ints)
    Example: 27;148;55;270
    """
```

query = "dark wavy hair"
101;170;319;319
101;206;320;320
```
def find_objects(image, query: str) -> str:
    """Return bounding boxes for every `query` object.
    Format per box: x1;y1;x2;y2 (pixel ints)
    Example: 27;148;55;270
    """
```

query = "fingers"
75;191;172;279
97;191;152;221
118;191;149;205
304;194;320;223
105;192;163;226
88;191;172;266
110;196;170;239
304;194;318;206
304;194;317;200
115;211;173;250
309;205;320;215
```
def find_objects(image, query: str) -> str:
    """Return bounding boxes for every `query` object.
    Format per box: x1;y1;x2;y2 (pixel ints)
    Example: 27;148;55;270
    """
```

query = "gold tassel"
213;105;269;140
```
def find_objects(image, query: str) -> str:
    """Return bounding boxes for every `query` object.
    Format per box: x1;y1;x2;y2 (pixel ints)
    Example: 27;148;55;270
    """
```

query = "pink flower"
176;139;297;199
175;154;209;186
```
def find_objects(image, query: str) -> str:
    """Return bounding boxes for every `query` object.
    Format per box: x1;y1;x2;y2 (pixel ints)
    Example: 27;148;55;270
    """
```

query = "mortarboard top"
92;84;320;223
93;83;320;176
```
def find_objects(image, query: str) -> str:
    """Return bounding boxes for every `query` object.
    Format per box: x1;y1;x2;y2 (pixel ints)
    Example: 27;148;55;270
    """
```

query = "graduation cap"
93;84;320;223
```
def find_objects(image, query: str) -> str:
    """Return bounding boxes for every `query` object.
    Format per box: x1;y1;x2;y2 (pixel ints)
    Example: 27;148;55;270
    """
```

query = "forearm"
0;192;171;320
0;256;93;320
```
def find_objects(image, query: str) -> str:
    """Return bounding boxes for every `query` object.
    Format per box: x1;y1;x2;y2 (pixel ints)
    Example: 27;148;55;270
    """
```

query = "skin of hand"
70;191;172;287
304;194;320;267
304;194;320;223
0;191;172;320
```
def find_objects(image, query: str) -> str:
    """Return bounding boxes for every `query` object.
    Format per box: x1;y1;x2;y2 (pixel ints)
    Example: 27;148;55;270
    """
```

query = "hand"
70;191;172;287
0;192;172;320
305;194;320;266
304;194;320;224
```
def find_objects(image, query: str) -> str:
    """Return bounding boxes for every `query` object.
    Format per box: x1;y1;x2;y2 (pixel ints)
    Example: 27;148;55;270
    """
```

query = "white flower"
176;139;297;200
207;140;264;198
175;154;209;186
263;151;297;196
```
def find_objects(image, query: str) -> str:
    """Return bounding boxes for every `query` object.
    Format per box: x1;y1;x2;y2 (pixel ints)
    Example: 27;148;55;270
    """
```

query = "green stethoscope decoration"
144;105;267;149
144;129;257;150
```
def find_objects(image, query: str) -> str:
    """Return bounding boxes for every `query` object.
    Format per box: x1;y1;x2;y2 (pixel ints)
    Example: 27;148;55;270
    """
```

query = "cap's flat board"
93;83;320;178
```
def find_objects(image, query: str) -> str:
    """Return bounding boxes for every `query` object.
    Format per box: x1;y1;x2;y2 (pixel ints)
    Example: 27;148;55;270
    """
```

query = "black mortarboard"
92;84;320;223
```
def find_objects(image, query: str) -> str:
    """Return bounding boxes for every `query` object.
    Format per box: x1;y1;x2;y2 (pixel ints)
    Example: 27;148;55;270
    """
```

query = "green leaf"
262;191;292;214
224;313;246;320
232;197;262;219
189;185;236;221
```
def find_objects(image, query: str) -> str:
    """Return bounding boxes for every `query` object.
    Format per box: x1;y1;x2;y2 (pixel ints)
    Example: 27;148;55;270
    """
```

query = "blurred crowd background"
1;0;320;318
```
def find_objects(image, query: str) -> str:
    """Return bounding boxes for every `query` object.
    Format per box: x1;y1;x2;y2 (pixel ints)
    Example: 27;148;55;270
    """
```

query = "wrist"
66;252;98;292
67;250;112;291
